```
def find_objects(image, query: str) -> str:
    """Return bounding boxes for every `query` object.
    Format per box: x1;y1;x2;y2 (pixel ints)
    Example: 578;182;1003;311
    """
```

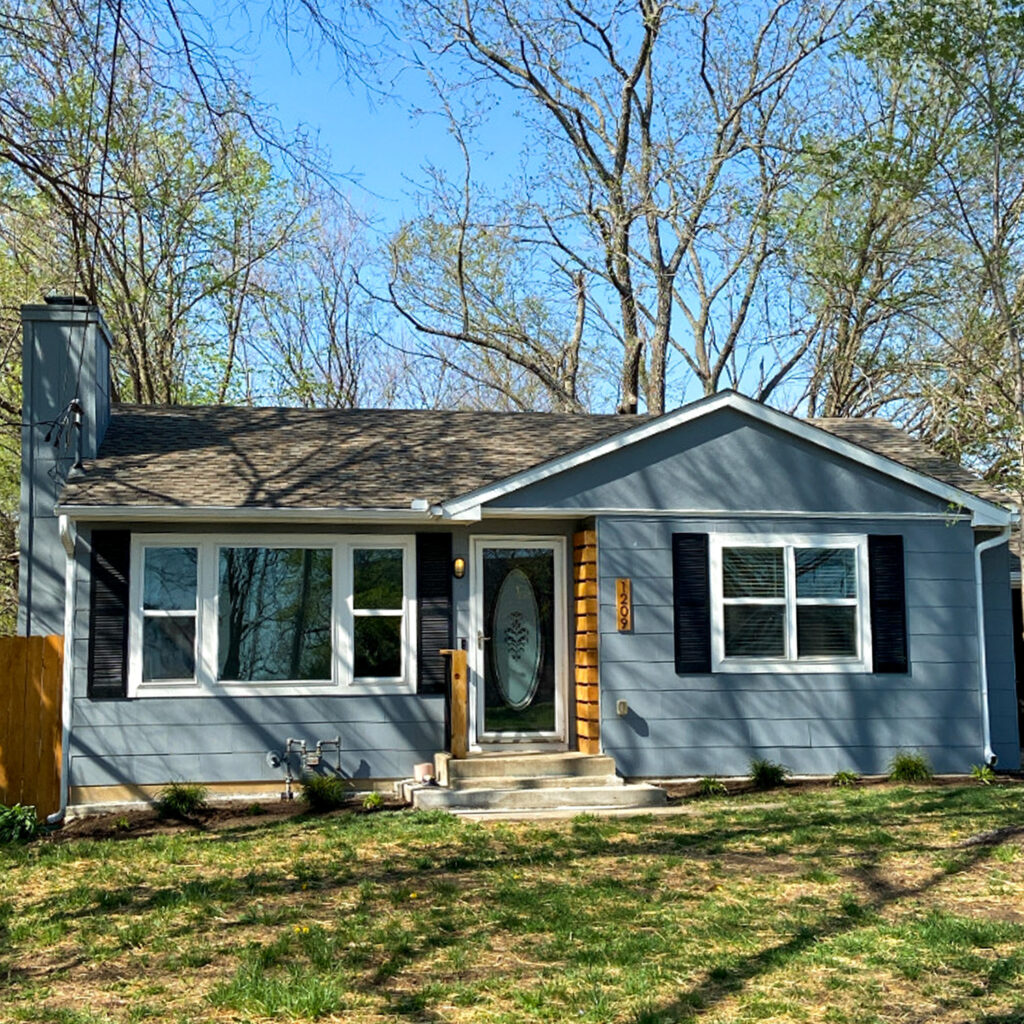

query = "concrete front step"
448;773;623;792
437;751;617;784
411;782;667;813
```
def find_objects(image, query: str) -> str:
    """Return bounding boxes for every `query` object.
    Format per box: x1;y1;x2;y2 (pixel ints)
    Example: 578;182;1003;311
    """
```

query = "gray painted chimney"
19;299;112;635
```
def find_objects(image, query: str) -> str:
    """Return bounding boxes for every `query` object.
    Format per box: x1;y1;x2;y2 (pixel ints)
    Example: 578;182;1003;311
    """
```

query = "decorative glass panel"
483;548;556;733
144;547;197;610
218;547;332;681
724;605;786;657
796;548;856;599
353;548;403;610
143;616;195;680
797;606;857;657
723;548;784;598
353;616;402;678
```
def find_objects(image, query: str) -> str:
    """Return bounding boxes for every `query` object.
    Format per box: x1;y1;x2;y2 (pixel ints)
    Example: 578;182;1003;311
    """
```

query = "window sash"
712;535;870;672
128;535;416;696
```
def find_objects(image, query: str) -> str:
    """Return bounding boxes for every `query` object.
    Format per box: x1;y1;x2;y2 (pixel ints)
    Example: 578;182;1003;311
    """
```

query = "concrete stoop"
397;752;668;814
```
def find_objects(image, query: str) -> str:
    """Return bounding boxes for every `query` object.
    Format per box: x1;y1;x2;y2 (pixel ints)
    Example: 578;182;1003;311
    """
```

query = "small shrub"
246;802;267;816
301;774;352;812
698;776;728;797
362;791;384;811
156;782;208;819
832;770;860;788
749;758;790;790
114;816;132;831
970;763;996;786
0;803;39;843
888;750;933;783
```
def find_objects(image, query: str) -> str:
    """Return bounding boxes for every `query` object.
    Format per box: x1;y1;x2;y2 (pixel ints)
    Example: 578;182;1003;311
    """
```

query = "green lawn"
1;785;1023;1023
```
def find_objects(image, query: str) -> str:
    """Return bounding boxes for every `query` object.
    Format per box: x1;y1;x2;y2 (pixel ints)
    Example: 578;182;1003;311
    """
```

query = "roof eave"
56;504;441;524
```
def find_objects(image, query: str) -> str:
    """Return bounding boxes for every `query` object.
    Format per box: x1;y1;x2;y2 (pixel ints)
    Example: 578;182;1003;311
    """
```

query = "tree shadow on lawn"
625;833;1024;1024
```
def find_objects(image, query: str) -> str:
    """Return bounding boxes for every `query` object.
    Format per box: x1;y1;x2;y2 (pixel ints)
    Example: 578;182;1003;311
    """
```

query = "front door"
471;538;567;749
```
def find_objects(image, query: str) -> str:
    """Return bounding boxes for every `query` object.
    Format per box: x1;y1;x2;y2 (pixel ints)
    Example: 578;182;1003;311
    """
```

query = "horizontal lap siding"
981;543;1020;764
67;527;444;790
598;516;988;776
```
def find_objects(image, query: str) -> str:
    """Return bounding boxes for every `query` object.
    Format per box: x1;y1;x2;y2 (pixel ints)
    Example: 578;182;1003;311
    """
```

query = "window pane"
354;616;402;678
798;606;857;657
143;616;195;680
723;547;785;598
353;548;403;609
144;547;197;610
724;605;786;657
796;548;856;599
218;548;332;681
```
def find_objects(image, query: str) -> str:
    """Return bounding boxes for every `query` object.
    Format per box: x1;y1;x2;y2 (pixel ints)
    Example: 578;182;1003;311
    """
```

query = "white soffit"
441;391;1013;528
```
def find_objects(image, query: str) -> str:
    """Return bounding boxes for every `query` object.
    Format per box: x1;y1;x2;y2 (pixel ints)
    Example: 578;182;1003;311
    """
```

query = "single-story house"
18;299;1021;814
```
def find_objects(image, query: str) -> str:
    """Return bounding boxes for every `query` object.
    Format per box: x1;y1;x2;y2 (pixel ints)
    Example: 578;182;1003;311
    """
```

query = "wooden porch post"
440;648;468;758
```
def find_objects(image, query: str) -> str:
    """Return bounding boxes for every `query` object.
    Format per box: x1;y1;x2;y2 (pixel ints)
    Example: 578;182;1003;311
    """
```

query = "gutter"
46;515;76;826
974;524;1011;767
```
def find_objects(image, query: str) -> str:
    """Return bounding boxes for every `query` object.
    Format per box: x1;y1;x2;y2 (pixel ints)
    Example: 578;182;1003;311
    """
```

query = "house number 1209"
615;578;633;633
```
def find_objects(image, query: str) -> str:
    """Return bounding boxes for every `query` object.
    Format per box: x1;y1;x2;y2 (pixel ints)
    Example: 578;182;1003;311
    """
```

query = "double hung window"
711;534;870;671
129;535;415;696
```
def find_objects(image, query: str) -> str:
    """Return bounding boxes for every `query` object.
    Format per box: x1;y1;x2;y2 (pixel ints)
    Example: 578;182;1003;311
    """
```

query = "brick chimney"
19;298;112;635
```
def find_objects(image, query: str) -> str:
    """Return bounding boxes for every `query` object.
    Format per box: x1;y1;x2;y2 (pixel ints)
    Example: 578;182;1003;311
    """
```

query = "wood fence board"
0;635;63;818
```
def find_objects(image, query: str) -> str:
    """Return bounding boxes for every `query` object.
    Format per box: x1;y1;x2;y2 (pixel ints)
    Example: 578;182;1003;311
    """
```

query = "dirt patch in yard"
52;795;407;841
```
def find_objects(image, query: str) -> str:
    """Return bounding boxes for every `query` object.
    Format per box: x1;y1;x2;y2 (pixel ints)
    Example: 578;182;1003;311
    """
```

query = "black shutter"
868;534;909;674
673;533;711;673
416;532;453;695
88;529;130;698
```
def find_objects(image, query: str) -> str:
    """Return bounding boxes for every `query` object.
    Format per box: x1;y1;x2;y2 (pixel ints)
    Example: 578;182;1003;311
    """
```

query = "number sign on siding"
616;578;633;632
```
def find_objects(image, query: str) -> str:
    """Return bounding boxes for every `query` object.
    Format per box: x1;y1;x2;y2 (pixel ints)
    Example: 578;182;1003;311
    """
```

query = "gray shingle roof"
57;403;1009;512
808;417;1010;508
59;405;639;510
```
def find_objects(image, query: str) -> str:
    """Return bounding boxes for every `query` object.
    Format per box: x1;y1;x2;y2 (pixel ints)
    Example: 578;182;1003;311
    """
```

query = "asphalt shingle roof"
59;405;639;510
57;403;1009;512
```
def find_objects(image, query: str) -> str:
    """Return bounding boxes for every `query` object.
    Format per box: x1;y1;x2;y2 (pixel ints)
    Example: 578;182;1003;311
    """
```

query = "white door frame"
468;536;568;751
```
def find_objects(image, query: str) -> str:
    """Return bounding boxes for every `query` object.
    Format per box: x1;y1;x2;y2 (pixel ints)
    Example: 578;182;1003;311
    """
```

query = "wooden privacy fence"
0;635;63;819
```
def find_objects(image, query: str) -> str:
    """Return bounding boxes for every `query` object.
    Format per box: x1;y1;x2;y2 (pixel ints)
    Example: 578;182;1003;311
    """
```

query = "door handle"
477;631;491;649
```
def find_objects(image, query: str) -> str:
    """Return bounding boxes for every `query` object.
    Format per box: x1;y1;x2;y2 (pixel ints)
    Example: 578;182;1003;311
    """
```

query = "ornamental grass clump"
301;773;352;812
749;758;790;790
155;782;208;819
887;751;933;783
697;776;728;797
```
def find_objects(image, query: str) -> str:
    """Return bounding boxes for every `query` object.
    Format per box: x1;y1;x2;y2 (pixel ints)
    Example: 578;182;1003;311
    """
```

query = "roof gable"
443;392;1012;527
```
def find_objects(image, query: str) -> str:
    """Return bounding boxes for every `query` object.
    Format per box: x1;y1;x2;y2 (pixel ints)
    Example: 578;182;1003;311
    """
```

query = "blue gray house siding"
19;303;111;636
484;406;1019;776
65;519;579;794
982;540;1018;765
596;515;1016;776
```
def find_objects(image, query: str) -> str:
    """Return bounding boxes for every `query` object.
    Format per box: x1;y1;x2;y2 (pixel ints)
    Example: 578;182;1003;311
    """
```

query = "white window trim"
709;532;872;674
128;533;417;698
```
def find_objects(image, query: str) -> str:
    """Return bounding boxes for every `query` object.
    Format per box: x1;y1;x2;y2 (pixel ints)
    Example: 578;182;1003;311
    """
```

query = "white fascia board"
440;391;1013;528
56;504;437;524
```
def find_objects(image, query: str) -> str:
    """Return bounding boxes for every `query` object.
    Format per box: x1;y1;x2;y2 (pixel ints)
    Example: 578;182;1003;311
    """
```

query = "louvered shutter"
673;533;712;673
416;532;453;695
88;529;130;698
868;534;909;673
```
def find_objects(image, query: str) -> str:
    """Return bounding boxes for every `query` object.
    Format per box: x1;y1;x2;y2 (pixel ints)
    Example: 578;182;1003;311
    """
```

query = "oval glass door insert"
491;567;543;709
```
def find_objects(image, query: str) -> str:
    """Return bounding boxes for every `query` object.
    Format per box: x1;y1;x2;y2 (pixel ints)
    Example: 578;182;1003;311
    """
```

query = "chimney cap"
44;294;92;306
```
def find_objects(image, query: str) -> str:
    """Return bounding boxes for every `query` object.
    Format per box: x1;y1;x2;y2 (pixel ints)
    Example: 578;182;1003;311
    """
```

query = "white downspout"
46;514;76;826
974;524;1011;767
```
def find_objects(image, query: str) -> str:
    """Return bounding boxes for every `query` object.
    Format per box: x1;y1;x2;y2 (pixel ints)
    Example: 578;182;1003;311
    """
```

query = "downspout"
46;514;76;826
974;524;1011;767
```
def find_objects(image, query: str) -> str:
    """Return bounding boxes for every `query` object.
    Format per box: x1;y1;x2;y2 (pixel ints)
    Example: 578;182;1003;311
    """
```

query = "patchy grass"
1;786;1023;1022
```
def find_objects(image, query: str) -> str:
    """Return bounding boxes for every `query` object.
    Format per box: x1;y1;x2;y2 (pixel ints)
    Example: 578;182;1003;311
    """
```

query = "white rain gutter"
974;524;1011;767
46;516;76;826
